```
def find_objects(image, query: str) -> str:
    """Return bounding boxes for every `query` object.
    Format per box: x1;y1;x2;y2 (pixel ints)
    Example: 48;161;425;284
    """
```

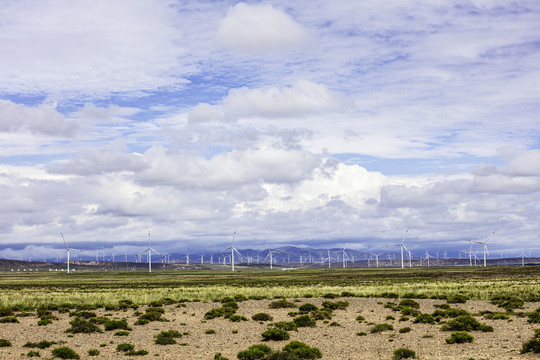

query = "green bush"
413;313;435;324
356;315;365;322
238;344;273;360
269;299;296;309
70;311;96;319
446;331;474;344
114;330;130;336
293;315;316;327
116;343;135;352
23;341;56;349
399;299;420;309
205;329;216;334
520;338;540;354
65;317;102;333
491;295;524;311
51;347;80;359
298;303;318;313
400;307;420;317
321;301;349;310
229;314;248;322
528;310;540;324
0;307;14;317
262;327;290;341
234;294;249;302
441;315;493;332
392;348;416;359
214;352;229;360
310;309;332;320
370;323;394;333
154;329;182;345
447;294;468;304
399;327;411;333
282;341;322;359
0;316;18;323
205;307;225;320
252;313;273;321
104;318;131;331
26;350;40;357
0;339;12;347
322;293;339;299
274;321;297;331
482;312;510;320
87;349;100;356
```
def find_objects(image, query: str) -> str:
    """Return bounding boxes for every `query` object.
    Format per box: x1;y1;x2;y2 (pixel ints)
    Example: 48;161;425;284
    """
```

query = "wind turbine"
386;227;409;269
60;233;84;274
468;231;495;267
140;230;161;273
424;250;434;267
519;249;529;266
370;252;383;268
263;240;275;269
219;229;242;272
322;250;335;268
342;241;351;268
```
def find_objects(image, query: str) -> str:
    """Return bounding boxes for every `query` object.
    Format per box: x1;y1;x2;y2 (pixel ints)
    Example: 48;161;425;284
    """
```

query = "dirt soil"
0;297;538;360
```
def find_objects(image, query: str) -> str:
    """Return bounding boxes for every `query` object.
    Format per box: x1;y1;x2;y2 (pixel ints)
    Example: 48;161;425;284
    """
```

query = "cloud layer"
0;1;539;260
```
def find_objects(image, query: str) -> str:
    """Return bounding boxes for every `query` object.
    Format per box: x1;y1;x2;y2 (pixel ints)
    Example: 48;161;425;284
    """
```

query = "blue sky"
0;0;539;260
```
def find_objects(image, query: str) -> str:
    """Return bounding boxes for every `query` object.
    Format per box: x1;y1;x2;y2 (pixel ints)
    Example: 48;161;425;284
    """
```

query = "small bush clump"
51;347;80;359
238;344;273;360
447;294;468;304
252;313;273;321
65;317;102;334
392;348;416;359
370;323;394;333
398;299;420;309
273;321;298;331
413;313;435;324
441;315;493;332
446;331;474;344
26;350;40;357
0;316;18;323
262;327;290;341
298;303;318;313
205;329;216;334
520;339;540;354
269;299;296;309
321;301;349;310
399;327;411;333
282;340;322;359
23;340;56;349
104;318;131;331
88;349;100;356
0;339;12;347
293;315;316;328
154;329;182;345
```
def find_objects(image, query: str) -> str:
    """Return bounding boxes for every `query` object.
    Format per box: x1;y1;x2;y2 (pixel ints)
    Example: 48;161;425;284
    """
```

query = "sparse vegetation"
269;299;296;309
65;317;102;334
252;313;273;321
154;329;182;345
441;315;493;332
0;339;12;347
261;327;290;341
370;323;394;333
392;348;416;359
51;346;80;359
446;331;474;344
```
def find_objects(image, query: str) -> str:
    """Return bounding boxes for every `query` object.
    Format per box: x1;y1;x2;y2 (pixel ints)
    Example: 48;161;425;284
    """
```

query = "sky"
0;0;539;261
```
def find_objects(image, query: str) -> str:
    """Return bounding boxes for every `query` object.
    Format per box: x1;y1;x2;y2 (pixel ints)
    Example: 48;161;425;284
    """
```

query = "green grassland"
0;266;538;308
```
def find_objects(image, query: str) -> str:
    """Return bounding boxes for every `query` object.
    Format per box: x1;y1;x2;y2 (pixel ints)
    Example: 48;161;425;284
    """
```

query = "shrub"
229;314;248;322
262;327;290;341
104;318;131;331
154;329;182;345
238;344;273;360
483;312;510;320
392;348;416;359
399;316;409;322
252;313;273;321
446;331;474;344
399;327;411;333
88;349;100;356
282;341;322;359
491;295;524;311
400;307;420;317
23;341;56;349
521;338;540;354
205;329;216;334
321;301;349;310
70;311;96;319
441;315;493;332
413;313;435;324
274;321;297;331
0;316;18;323
322;293;339;299
114;330;130;336
26;350;40;357
356;332;367;336
116;343;135;352
205;307;225;320
528;311;540;324
370;323;394;333
356;315;365;322
51;347;80;359
127;349;148;356
399;299;420;309
0;307;14;317
298;303;318;313
65;317;102;333
293;315;316;327
310;309;332;320
269;299;296;309
447;294;468;304
386;315;395;320
214;353;229;360
234;294;249;302
0;339;12;347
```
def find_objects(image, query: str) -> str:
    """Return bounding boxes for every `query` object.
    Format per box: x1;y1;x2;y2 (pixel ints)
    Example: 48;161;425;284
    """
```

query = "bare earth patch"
0;297;538;359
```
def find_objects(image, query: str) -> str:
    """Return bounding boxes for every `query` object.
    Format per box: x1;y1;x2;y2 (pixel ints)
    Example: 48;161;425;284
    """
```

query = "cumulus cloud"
223;80;346;118
0;100;77;136
216;2;310;52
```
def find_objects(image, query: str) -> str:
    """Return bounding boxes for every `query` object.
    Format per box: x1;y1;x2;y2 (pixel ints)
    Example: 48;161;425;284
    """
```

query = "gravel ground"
0;297;538;359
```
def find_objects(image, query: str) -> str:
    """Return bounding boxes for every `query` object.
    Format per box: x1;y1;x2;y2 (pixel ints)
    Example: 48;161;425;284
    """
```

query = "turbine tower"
322;250;335;268
370;252;383;268
263;240;274;269
342;241;350;268
140;230;161;273
468;231;495;267
61;233;84;274
219;229;242;272
386;227;409;269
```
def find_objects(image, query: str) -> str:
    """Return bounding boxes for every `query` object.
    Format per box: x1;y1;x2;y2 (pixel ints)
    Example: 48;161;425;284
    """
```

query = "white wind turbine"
322;250;335;268
424;250;434;267
370;252;383;268
386;227;409;269
263;240;275;269
219;229;242;272
60;233;84;274
140;230;161;273
519;249;529;266
468;231;495;267
342;241;351;268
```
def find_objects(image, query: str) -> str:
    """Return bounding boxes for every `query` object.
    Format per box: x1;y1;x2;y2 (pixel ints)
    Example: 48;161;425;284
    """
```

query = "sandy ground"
0;297;538;360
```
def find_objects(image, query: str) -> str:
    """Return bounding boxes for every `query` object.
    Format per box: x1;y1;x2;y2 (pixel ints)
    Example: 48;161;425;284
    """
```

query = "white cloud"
217;2;310;52
0;100;77;136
